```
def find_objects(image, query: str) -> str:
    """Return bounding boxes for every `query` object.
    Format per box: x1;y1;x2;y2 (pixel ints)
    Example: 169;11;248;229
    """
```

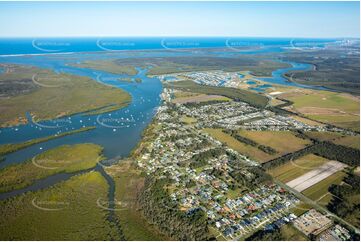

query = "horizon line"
0;36;359;39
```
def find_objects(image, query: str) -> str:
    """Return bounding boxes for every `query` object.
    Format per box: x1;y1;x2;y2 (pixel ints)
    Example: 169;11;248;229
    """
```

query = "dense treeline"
137;177;212;240
223;129;277;155
294;130;316;142
183;100;228;108
258;145;277;155
223;129;258;146
191;148;225;169
263;141;360;170
230;166;272;190
327;171;360;224
266;106;296;116
274;98;294;109
312;142;360;166
246;227;283;241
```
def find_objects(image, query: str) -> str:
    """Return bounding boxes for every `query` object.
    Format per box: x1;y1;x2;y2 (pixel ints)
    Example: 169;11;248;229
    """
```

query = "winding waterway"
0;48;325;205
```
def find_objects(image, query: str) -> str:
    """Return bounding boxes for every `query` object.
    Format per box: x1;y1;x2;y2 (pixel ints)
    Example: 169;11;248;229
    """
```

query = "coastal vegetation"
0;64;131;127
0;143;102;193
0;171;121;240
109;56;290;77
0;126;95;157
106;160;169;240
283;48;360;94
138;176;212;240
72;60;138;75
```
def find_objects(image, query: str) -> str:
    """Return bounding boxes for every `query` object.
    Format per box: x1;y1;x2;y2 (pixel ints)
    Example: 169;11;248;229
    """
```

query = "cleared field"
268;154;330;183
172;94;230;104
0;64;131;127
0;171;120;240
309;114;359;131
302;171;346;201
333;135;360;150
286;161;347;192
165;80;268;108
180;116;197;124
305;131;344;142
173;91;200;99
291;115;325;126
290;202;314;216
280;90;359;131
238;130;311;155
203;128;273;163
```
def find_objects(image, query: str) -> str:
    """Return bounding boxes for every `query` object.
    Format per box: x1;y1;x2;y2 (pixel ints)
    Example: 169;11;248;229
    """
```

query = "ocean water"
0;37;337;56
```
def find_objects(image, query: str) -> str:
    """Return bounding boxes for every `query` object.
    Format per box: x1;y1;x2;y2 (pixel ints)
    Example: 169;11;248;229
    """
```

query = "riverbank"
0;64;131;127
0;126;95;157
0;143;102;193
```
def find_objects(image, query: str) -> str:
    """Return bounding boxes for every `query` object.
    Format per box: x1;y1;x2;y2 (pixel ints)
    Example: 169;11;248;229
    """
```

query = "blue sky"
0;1;359;38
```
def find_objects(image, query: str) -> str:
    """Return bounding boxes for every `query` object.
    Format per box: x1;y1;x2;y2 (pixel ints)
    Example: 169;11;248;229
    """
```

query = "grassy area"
317;193;334;205
309;114;359;131
305;131;344;142
0;126;95;157
0;143;102;193
82;104;129;116
0;171;121;240
291;91;359;113
280;90;359;131
280;223;308;241
172;93;230;104
226;187;244;199
173;90;200;99
0;64;131;127
165;80;268;108
106;160;168;240
238;130;310;155
291;115;325;126
72;60;138;75
268;154;330;183
290;202;313;216
302;171;346;201
333;136;360;150
203;128;273;163
180;116;197;124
